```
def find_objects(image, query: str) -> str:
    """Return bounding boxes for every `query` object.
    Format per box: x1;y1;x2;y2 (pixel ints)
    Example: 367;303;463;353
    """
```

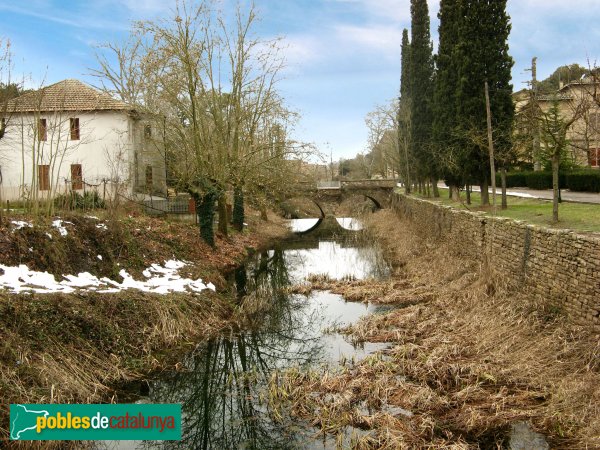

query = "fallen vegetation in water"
289;274;434;306
0;208;290;444
270;210;600;449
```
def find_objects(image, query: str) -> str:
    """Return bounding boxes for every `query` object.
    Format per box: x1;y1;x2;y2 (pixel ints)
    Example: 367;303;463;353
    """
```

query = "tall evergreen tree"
456;0;514;205
409;0;438;196
432;0;462;200
398;29;412;193
400;29;411;100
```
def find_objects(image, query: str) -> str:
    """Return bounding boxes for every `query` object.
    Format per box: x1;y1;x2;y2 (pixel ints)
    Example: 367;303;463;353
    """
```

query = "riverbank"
0;208;290;443
273;210;600;448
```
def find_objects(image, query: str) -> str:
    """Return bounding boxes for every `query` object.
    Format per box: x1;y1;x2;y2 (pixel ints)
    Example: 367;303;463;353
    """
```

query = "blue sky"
1;0;599;161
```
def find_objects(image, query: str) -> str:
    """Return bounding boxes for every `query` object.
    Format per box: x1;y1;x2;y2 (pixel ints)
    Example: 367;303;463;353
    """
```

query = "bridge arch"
280;196;325;219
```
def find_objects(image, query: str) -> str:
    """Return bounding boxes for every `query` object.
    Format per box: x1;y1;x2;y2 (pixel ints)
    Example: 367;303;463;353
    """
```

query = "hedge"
565;170;600;193
495;170;600;192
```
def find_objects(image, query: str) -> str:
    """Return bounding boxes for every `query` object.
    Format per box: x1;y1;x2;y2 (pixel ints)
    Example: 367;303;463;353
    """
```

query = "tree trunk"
233;186;244;232
450;184;460;202
466;184;471;205
431;176;439;198
217;192;228;237
552;154;560;223
480;177;490;206
500;167;507;210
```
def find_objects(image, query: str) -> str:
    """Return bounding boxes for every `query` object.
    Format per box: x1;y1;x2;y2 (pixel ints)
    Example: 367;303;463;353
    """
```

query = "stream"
101;217;390;449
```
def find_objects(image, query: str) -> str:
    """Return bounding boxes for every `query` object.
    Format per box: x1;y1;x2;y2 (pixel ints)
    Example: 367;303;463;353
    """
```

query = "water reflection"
335;217;363;231
288;217;363;233
117;225;389;450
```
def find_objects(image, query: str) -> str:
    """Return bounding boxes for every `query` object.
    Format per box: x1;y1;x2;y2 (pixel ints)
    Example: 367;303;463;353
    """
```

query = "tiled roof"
8;79;132;113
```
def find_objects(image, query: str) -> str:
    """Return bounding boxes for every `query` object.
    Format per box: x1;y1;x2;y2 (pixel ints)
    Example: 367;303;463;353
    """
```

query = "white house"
0;79;166;203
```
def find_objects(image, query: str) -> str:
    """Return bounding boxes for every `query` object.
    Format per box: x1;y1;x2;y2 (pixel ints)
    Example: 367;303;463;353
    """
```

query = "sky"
0;0;599;161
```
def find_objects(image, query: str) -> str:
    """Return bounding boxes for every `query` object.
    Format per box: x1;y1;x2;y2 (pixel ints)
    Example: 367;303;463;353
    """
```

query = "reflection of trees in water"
143;248;326;450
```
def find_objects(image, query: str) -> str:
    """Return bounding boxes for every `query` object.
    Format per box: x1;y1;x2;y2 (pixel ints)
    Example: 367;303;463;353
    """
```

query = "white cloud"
333;24;403;61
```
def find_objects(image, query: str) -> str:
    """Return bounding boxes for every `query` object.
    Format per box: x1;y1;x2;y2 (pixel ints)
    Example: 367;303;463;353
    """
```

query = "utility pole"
531;57;542;171
485;81;497;215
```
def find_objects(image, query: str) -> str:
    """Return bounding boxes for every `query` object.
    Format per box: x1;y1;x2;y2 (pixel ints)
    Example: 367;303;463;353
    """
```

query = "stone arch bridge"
286;179;397;217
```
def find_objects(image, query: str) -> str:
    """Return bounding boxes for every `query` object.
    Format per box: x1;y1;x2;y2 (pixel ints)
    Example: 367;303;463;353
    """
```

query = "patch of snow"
11;221;33;231
97;255;103;260
52;220;72;236
45;233;53;239
96;223;108;230
0;260;214;295
85;215;99;220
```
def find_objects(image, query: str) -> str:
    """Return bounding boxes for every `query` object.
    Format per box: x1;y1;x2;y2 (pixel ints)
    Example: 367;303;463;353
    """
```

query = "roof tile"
8;79;132;113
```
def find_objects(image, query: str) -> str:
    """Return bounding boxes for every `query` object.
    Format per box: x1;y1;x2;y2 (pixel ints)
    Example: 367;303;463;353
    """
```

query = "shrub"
496;171;569;190
565;170;600;193
525;171;553;190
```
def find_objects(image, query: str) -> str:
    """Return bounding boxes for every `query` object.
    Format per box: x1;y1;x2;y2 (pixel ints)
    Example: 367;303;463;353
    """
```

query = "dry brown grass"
0;208;291;446
269;210;600;449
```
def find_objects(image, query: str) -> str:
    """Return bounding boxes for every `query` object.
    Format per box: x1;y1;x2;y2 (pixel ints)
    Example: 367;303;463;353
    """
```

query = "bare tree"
93;0;309;245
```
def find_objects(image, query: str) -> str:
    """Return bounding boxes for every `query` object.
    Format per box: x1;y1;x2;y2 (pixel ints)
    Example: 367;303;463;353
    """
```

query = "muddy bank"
0;209;289;443
271;210;600;449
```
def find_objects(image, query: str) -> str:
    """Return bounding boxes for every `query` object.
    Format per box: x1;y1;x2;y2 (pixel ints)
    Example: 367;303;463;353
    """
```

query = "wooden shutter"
71;164;83;190
70;118;80;140
38;165;50;190
38;119;47;141
590;149;600;167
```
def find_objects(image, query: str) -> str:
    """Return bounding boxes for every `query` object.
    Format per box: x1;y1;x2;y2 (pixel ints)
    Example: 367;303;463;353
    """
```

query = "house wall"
538;83;600;168
0;110;166;202
391;193;600;330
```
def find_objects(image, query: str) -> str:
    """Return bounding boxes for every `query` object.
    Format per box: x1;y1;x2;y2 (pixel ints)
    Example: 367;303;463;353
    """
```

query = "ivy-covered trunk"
191;190;217;247
233;186;244;232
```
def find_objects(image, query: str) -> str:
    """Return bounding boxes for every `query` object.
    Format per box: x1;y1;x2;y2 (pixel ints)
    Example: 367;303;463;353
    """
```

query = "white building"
0;79;166;202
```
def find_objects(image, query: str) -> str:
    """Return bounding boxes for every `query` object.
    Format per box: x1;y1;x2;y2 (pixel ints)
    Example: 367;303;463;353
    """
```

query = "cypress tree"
409;0;438;196
398;29;412;193
432;0;463;200
400;29;411;100
456;0;514;205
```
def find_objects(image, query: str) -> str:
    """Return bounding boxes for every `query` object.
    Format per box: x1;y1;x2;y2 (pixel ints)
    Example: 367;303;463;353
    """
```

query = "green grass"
407;188;600;234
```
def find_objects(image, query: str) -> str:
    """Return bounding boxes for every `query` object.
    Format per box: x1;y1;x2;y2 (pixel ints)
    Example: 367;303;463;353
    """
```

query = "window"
71;164;83;190
70;118;80;140
38;165;50;190
589;148;600;167
144;124;152;139
38;118;47;141
145;165;153;189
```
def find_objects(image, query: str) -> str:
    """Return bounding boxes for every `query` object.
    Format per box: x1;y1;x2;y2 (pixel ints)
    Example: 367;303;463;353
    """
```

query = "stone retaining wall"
391;193;600;327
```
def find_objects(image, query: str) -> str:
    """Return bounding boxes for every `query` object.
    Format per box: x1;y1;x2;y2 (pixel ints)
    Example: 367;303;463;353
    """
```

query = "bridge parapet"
341;179;397;189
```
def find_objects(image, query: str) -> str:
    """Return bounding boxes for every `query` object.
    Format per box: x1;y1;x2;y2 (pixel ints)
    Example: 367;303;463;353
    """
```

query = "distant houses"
514;75;600;169
0;79;166;203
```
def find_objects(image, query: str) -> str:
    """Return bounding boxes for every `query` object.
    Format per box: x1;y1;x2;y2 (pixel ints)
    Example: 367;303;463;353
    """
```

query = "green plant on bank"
54;191;106;211
411;187;600;233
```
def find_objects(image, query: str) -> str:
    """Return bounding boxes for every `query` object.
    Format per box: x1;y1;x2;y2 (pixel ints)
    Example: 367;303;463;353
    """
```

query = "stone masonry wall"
391;193;600;327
